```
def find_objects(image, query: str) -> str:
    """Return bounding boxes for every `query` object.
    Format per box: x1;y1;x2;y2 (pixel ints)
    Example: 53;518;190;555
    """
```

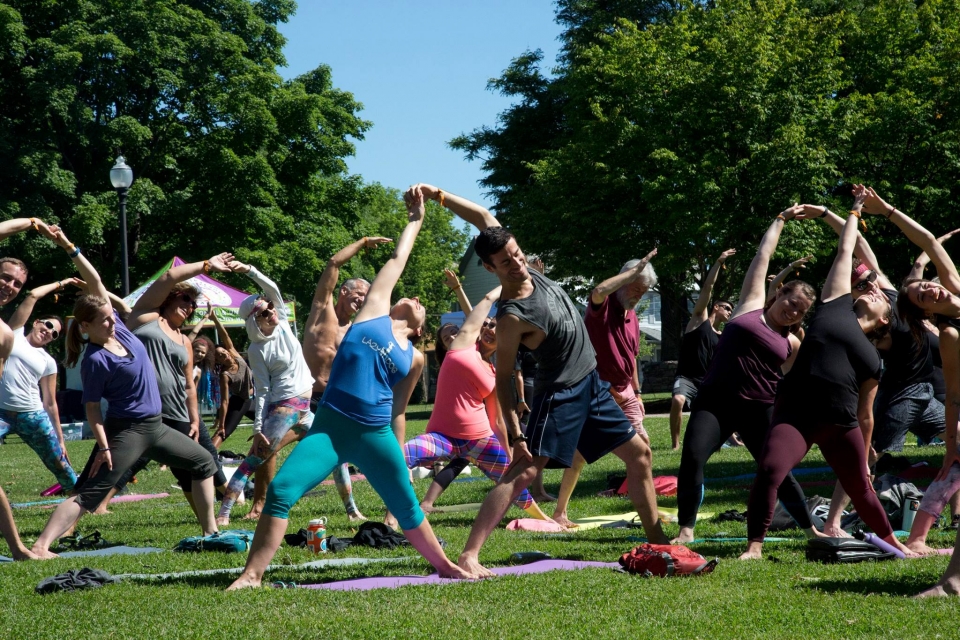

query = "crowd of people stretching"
0;182;959;598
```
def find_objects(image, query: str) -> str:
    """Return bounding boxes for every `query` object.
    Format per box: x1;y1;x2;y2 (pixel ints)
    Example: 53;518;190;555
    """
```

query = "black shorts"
526;370;636;468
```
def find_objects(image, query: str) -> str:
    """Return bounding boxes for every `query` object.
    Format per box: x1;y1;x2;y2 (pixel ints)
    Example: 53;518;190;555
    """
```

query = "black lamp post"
109;156;134;296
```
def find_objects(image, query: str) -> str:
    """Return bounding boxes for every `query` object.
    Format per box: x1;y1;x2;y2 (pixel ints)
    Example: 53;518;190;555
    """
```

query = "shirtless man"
404;184;668;577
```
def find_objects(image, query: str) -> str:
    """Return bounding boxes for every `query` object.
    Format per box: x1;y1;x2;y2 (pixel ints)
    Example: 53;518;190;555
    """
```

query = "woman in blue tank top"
227;188;478;589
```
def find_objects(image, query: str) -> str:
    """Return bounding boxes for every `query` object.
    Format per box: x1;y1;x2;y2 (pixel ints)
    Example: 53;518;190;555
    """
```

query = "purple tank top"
699;309;791;404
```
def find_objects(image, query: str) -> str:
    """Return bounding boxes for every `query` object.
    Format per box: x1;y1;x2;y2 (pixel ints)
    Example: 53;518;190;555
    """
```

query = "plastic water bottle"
901;499;920;531
306;518;327;553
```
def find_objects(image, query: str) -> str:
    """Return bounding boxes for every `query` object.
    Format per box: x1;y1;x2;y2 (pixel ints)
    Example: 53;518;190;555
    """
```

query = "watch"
508;433;528;446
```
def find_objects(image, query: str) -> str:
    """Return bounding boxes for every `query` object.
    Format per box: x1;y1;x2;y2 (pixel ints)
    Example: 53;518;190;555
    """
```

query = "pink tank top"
427;347;497;440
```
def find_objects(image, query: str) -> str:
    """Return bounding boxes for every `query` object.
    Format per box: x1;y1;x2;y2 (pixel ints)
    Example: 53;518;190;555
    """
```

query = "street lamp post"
109;156;134;296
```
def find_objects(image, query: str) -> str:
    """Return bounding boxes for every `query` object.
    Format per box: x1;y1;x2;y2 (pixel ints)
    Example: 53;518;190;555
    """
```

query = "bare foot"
226;573;262;591
216;516;231;528
822;525;851;538
553;514;578;529
895;541;920;558
457;553;495;579
438;563;482;580
347;510;367;522
907;540;940;556
671;443;680;451
91;506;111;516
12;548;41;561
29;546;59;560
672;527;695;544
420;503;446;514
532;492;556;503
916;575;960;598
738;549;763;560
383;515;399;530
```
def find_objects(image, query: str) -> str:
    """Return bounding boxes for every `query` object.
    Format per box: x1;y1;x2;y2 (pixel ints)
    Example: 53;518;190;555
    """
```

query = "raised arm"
591;248;658;306
0;218;56;242
8;281;65;330
44;228;110;302
797;204;894;290
128;252;233;329
227;262;284;312
187;304;215;341
356;189;425;322
766;256;812;303
407;183;499;231
443;268;473;315
907;229;960;282
862;187;960;294
450;286;502;350
71;278;131;316
733;205;804;317
210;306;240;360
689;249;735;328
309;237;393;321
821;187;867;303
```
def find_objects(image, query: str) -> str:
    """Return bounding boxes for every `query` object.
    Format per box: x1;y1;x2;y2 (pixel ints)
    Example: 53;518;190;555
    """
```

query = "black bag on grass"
805;537;897;564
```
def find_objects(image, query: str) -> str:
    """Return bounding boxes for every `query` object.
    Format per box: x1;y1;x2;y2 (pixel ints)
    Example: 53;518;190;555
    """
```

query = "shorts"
673;376;700;409
526;370;636;469
873;382;945;453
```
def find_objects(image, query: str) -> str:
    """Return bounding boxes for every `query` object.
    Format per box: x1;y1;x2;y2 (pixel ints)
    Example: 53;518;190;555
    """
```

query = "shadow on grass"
798;574;936;596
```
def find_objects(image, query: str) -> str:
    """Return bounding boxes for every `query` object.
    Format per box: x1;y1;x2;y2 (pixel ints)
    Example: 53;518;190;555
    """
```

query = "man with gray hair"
551;248;658;526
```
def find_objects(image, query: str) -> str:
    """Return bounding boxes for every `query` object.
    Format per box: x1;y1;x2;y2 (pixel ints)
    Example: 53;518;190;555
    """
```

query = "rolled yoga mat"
299;559;621;591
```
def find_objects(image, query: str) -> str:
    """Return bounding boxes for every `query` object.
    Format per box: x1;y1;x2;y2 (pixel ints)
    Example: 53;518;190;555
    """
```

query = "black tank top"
879;290;933;390
676;319;720;385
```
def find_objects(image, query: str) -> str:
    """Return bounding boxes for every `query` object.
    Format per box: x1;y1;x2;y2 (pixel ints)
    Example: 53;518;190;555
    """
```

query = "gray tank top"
133;319;189;422
223;357;252;398
497;270;596;396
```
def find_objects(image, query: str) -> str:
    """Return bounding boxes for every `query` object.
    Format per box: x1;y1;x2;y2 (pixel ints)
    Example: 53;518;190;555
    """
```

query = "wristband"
776;213;787;222
885;207;896;219
30;218;38;231
203;259;211;274
64;242;75;253
69;246;81;258
98;447;110;452
437;189;446;207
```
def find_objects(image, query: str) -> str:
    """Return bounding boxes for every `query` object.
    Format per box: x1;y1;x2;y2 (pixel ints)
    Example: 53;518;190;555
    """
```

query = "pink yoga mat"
299;559;620;591
111;492;170;503
321;474;365;486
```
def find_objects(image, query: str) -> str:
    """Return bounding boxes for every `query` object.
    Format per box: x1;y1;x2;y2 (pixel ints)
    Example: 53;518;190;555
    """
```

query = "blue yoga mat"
0;545;166;563
705;466;833;484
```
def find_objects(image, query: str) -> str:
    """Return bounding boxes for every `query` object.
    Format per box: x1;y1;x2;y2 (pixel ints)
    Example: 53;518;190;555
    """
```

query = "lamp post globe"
109;156;134;296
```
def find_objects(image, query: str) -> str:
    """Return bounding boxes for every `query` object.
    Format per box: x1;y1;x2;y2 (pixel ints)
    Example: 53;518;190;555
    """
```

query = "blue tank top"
321;315;414;426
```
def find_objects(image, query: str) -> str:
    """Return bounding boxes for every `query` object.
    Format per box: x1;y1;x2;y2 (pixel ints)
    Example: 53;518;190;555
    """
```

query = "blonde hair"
65;295;108;368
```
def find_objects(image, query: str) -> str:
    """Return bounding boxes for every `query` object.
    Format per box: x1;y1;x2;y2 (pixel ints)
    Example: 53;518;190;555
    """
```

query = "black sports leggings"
221;395;255;443
676;396;812;529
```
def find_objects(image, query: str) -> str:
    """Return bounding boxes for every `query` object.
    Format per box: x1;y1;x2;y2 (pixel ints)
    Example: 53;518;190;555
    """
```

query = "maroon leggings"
747;419;893;542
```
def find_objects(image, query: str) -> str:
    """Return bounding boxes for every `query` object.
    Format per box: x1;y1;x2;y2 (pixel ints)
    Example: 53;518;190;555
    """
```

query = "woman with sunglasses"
30;231;222;557
228;188;477;589
119;254;233;515
675;205;819;544
0;278;79;492
399;288;551;521
740;186;908;559
215;260;316;526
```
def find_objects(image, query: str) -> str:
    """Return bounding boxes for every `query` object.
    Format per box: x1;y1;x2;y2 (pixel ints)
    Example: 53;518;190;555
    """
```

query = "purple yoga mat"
299;559;620;591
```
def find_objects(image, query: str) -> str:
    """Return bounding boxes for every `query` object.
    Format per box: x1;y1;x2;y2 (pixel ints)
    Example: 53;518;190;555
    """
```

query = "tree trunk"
657;275;687;362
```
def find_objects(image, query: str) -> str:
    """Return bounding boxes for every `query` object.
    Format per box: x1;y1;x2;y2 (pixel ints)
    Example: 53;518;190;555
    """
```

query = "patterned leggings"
0;409;77;491
218;397;359;519
403;432;534;509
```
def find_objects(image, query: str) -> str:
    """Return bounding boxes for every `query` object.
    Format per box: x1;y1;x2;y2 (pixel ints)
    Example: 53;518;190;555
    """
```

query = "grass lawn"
0;406;957;639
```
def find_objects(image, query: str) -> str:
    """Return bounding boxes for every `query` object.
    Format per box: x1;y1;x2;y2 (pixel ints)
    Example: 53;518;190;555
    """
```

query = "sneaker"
950;515;960;531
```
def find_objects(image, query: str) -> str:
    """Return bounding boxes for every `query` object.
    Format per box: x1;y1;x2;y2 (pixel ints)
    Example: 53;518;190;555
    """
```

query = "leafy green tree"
453;0;960;359
0;0;466;339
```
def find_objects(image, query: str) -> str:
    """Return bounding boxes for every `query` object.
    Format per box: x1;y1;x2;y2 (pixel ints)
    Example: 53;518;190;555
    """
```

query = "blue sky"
277;1;563;214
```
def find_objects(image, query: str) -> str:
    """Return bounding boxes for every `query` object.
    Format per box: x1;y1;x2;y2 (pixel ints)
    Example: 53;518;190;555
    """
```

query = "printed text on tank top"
361;335;409;374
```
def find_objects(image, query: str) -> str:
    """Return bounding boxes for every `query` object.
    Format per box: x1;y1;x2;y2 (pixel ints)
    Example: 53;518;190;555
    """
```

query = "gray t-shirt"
497;270;596;396
133;319;189;422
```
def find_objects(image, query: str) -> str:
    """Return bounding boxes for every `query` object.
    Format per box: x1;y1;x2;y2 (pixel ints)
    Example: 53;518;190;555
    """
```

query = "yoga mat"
572;508;714;530
705;466;832;484
627;535;792;543
118;556;415;581
16;492;172;509
299;559;620;591
0;546;166;562
321;473;366;486
430;503;483;513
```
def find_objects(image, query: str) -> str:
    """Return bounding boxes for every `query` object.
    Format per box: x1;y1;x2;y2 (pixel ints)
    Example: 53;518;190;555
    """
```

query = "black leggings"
221;395;255;443
676;396;812;529
111;419;226;491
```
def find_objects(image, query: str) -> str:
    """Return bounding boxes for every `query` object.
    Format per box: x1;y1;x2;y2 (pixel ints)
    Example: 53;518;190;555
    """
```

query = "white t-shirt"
0;328;57;413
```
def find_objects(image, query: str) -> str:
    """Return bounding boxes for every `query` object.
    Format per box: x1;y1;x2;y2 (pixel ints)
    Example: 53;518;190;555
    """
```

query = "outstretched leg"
615;434;668;543
0;486;38;560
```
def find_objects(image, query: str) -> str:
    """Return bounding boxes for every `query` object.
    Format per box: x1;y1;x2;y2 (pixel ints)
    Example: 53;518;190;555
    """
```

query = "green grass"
0;407;957;639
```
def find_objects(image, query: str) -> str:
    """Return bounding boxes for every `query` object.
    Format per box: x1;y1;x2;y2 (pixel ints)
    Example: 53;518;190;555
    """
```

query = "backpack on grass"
805;537;897;564
174;530;254;553
618;543;718;577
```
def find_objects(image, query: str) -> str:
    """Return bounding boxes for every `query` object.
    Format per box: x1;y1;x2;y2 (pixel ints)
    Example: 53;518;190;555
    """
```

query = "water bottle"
306;518;328;553
901;499;920;531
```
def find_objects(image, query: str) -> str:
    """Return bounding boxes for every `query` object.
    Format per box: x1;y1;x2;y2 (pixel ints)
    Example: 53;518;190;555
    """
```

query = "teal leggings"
265;405;424;530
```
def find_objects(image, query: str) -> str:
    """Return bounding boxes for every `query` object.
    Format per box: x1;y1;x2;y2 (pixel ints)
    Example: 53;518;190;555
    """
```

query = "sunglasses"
854;270;878;292
258;301;275;319
179;293;198;311
718;305;733;313
482;318;497;329
39;320;60;340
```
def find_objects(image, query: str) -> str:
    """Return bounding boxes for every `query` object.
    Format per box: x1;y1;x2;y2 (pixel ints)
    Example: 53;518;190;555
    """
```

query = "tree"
453;0;960;358
0;0;466;341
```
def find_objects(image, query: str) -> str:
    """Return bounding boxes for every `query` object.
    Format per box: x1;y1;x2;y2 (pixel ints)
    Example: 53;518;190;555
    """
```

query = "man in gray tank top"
403;184;669;577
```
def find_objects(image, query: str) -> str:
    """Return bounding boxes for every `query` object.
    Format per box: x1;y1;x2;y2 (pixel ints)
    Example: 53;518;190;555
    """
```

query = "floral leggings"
403;431;534;510
0;409;77;491
218;397;359;519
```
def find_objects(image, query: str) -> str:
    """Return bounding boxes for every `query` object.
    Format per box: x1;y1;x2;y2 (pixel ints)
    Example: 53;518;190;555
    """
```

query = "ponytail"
65;295;107;368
